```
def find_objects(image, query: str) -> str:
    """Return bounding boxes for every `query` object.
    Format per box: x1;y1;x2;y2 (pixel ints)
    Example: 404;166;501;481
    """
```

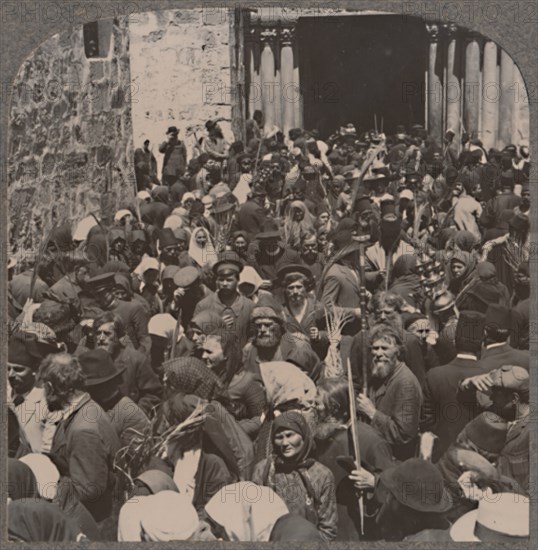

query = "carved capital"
426;24;439;42
260;27;277;43
280;26;295;46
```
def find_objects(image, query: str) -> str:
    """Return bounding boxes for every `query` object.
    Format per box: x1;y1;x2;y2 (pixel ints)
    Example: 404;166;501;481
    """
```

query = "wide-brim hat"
450;493;529;542
8;331;59;371
159;227;180;249
256;228;281;241
276;264;313;284
173;266;200;288
379;458;452;513
363;173;388;185
86;272;116;293
78;348;125;386
167;126;178;135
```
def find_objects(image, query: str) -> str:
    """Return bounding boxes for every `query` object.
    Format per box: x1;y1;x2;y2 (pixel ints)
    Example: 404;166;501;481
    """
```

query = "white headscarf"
205;482;288;542
188;226;218;268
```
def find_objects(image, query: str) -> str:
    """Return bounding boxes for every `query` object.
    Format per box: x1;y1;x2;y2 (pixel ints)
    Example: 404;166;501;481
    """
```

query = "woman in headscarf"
188;226;218;268
230;230;251;263
456;261;511;312
251;411;338;542
196;330;267;438
446;249;477;296
283;200;315;251
108;227;131;265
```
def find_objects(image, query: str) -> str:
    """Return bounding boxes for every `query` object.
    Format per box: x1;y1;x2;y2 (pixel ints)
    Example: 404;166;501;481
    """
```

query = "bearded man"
355;324;422;460
40;353;120;523
242;300;321;381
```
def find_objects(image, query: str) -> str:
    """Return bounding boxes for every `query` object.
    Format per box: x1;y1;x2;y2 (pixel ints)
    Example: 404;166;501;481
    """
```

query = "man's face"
200;335;225;369
240;159;252;173
261;240;280;256
318;212;330;225
216;273;238;295
376;304;397;324
254;318;281;348
113;286;129;301
95;289;115;310
286;279;307;305
43;379;67;412
452;182;464;197
8;363;35;395
112;239;125;252
167;132;178;142
162;245;180;260
75;266;90;286
95;322;117;353
521;190;530;208
143;141;150;152
371;337;399;378
408;319;430;345
301;236;318;261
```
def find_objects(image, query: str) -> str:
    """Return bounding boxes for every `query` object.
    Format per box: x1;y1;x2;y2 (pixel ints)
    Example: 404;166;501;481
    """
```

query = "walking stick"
346;358;365;535
357;242;369;395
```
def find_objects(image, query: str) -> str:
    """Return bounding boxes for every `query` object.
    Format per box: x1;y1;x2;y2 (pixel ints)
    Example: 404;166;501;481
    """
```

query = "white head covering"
163;215;184;232
114;209;133;222
118;491;198;542
137;190;151;201
181;192;196;205
205;482;288;542
72;215;98;242
134;256;160;277
19;454;60;500
259;361;317;409
238;266;263;297
399;189;414;201
188;226;218;268
148;313;182;341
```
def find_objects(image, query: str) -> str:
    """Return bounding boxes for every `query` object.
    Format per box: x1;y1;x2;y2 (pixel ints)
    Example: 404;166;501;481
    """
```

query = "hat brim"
276;264;313;283
256;231;281;240
84;366;125;387
450;510;480;541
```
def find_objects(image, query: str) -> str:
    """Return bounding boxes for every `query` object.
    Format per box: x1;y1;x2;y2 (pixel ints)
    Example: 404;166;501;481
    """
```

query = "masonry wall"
8;18;134;254
129;9;233;175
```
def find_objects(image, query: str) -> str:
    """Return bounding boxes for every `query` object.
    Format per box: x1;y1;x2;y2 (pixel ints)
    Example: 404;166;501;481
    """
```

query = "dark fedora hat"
166;126;179;135
78;348;125;386
379;458;452;513
213;251;244;275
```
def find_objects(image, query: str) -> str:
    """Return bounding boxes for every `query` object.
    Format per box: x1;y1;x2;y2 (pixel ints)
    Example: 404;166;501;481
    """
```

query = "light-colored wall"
129;9;234;177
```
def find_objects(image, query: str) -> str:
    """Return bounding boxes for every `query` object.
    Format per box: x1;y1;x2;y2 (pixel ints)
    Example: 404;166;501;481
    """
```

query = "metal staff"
346;358;365;535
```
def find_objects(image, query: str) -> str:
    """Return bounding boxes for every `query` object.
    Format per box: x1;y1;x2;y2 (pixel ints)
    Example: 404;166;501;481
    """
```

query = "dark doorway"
297;15;427;139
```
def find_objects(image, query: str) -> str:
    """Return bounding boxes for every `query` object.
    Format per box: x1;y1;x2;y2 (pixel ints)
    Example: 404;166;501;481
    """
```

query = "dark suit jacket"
49;394;120;522
369;362;422;460
237;200;268;240
477;343;530;372
421;356;489;459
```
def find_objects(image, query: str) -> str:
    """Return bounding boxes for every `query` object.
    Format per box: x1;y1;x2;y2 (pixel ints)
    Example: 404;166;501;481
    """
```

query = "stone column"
260;28;277;134
426;24;443;144
498;49;514;148
481;41;499;150
280;27;297;138
512;62;529;146
463;33;481;138
247;32;262;116
445;24;461;143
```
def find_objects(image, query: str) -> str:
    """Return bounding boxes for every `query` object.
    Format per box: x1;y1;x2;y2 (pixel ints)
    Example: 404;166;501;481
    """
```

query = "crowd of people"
7;112;531;543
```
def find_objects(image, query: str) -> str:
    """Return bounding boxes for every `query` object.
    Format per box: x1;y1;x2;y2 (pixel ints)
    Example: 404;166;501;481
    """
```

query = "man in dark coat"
421;311;488;459
355;324;422;460
90;311;162;415
40;353;120;524
134;139;158;190
192;252;254;349
159;126;187;186
242;300;321;381
477;304;529;372
236;186;268;241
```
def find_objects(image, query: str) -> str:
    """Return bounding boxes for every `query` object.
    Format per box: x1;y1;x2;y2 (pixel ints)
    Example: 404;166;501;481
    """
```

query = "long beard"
255;333;281;349
371;361;394;379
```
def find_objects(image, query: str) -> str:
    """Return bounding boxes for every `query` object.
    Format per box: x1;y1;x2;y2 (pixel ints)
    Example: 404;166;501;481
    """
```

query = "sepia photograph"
3;1;534;545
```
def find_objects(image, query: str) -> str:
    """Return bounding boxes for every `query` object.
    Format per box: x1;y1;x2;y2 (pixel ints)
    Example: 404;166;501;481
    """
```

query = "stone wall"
8;18;134;254
129;9;233;176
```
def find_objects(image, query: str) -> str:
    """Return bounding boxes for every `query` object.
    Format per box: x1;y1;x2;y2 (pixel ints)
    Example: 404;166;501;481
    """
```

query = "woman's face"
195;229;207;247
274;429;305;459
233;236;247;253
293;207;304;222
318;212;330;225
451;259;466;278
